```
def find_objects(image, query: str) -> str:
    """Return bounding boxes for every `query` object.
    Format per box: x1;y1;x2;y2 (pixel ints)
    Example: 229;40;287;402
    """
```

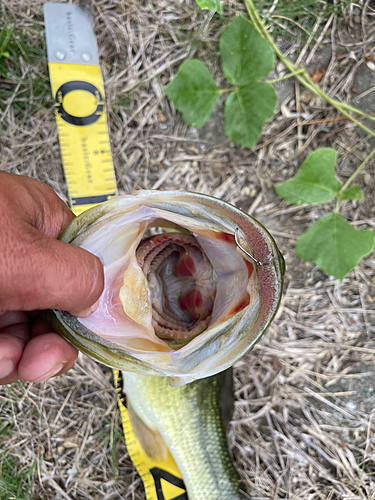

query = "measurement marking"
72;193;117;206
47;33;117;215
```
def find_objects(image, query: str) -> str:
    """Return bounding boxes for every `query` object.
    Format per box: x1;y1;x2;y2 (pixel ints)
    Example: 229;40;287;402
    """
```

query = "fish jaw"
51;190;284;384
123;371;242;500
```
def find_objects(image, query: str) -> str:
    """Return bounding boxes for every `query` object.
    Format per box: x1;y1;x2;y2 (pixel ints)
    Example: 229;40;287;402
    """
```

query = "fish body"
48;190;284;499
124;370;240;500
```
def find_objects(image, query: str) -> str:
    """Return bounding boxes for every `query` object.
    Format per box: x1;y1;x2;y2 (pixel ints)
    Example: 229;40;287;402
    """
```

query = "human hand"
0;172;104;385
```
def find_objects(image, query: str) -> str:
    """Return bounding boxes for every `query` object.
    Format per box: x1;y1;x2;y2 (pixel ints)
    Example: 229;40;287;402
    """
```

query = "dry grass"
1;0;375;498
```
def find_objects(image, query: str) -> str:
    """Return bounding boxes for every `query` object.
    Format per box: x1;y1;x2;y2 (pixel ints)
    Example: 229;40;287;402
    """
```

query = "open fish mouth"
49;190;284;385
135;232;216;342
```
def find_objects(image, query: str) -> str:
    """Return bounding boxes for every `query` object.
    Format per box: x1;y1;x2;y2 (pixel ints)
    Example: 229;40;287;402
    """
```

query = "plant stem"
335;198;340;213
338;102;375;123
217;87;237;94
335;148;375;213
341;148;375;192
267;69;305;83
243;0;375;137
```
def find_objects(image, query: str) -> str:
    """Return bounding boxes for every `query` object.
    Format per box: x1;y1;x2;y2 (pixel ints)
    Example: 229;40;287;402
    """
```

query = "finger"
0;172;74;238
0;312;30;384
1;225;104;316
30;316;56;337
18;332;78;383
0;173;104;316
30;317;78;380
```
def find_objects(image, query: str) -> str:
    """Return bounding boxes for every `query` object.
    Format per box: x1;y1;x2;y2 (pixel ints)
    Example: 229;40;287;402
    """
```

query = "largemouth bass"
48;190;284;499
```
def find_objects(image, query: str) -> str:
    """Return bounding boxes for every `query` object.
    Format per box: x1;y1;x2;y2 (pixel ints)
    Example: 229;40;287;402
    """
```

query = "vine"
165;5;375;280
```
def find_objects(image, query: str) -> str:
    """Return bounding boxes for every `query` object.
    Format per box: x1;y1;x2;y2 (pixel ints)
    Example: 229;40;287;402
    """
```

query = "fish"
47;190;284;499
124;369;240;499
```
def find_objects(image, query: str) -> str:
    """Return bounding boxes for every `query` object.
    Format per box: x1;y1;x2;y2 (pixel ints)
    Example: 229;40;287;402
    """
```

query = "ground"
1;0;375;499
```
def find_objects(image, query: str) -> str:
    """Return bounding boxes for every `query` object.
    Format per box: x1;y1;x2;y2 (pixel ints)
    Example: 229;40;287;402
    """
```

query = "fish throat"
136;233;216;341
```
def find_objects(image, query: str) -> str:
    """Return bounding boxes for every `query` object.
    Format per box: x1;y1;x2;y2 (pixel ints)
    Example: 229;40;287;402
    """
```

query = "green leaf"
195;0;223;14
0;62;7;77
220;16;276;148
339;184;363;201
225;82;276;148
0;25;12;59
165;60;219;128
275;149;342;204
220;16;274;86
296;213;375;280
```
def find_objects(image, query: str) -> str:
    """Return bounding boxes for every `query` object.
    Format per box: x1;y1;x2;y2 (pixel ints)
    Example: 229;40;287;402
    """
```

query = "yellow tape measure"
44;5;186;498
44;3;117;215
113;371;187;500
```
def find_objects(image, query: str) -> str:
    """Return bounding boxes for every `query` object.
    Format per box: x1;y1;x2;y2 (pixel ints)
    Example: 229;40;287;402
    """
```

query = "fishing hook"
234;227;263;267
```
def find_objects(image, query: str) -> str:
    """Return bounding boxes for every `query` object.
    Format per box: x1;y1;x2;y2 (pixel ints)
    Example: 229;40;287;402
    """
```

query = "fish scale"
124;371;241;500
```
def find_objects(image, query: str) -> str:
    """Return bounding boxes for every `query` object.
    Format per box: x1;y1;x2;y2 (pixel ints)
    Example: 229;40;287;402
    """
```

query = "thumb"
2;226;104;316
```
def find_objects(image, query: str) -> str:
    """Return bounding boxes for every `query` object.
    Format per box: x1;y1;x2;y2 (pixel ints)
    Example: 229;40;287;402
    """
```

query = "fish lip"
53;190;284;383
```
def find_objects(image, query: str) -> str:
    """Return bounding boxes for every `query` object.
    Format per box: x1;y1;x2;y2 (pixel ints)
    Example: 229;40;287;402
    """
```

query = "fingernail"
0;358;15;379
32;362;65;383
75;298;100;318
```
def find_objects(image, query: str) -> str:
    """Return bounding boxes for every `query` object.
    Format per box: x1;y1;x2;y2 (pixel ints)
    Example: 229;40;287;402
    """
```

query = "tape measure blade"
44;8;186;500
44;3;99;66
45;3;118;216
113;370;187;500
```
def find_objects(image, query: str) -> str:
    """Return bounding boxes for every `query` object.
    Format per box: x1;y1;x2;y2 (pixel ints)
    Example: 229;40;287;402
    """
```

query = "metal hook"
234;227;263;267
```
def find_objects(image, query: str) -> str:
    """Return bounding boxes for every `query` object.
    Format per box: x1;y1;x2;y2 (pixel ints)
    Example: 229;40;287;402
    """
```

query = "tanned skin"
0;172;104;384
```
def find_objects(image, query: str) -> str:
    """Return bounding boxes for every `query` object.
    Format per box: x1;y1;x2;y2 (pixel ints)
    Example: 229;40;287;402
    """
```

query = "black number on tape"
149;468;187;500
55;81;104;126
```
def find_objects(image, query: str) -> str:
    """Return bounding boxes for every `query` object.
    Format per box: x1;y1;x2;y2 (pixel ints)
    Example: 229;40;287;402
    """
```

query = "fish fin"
127;401;168;461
